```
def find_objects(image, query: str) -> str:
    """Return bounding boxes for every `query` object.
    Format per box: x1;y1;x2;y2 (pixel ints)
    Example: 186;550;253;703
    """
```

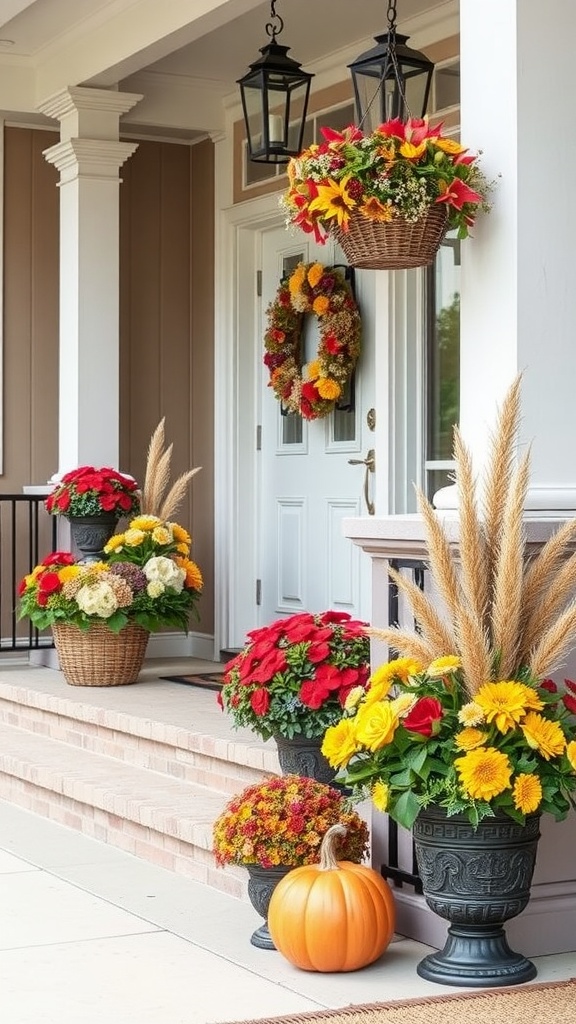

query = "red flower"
564;679;576;694
540;678;558;694
563;694;576;715
250;688;271;716
436;177;483;212
42;551;76;567
299;679;330;709
403;697;444;737
324;333;343;355
37;571;62;597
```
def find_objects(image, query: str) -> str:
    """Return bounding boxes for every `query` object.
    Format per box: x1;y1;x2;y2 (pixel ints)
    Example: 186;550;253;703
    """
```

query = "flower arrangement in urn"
282;119;489;244
322;378;576;829
18;515;203;634
212;774;369;869
219;611;371;741
45;466;140;519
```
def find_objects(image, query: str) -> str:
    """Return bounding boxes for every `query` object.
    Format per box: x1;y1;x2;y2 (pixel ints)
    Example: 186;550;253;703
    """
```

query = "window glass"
426;235;461;499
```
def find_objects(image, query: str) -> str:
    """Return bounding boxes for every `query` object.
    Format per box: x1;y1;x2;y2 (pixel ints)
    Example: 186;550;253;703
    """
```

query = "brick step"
0;719;250;900
0;678;279;794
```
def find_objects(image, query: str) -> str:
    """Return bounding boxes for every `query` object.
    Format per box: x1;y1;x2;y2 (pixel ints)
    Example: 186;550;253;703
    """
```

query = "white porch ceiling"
0;0;458;135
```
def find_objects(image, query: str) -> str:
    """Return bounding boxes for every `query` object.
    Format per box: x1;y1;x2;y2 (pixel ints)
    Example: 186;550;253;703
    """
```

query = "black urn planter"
245;864;292;949
68;513;118;562
274;734;345;790
412;805;541;987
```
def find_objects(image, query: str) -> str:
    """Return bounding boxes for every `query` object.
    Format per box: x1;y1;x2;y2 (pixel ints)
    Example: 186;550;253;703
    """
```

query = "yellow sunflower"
308;175;356;228
426;655;462;679
129;515;161;531
454;746;513;801
359;197;394;222
457;701;485;727
371;780;390;813
566;740;576;772
520;712;566;760
513;774;543;814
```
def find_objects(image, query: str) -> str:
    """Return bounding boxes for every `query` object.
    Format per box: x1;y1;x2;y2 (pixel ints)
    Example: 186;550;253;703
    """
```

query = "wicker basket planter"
52;622;150;687
331;205;448;271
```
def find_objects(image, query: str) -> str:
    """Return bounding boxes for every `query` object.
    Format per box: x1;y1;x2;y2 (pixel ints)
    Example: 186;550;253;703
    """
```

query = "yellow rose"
354;701;398;752
321;719;358;769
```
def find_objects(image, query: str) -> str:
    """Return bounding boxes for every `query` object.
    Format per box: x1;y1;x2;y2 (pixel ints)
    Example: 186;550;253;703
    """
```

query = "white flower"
143;555;185;592
147;580;165;599
76;580;119;618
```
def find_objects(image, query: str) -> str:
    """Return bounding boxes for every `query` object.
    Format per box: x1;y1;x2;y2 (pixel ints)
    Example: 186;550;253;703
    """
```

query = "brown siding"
119;138;215;635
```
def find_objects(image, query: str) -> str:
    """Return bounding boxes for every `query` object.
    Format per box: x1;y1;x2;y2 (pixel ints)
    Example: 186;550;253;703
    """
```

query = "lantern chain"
387;0;398;36
266;0;284;42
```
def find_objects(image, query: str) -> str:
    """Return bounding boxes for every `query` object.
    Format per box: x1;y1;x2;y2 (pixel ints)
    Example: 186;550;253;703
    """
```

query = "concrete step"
0;719;250;899
0;677;279;795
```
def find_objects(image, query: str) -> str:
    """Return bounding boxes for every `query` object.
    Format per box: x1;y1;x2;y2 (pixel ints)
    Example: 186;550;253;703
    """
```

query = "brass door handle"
347;449;375;515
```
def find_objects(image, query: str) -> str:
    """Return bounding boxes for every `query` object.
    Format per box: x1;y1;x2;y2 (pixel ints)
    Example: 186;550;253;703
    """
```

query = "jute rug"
221;978;576;1024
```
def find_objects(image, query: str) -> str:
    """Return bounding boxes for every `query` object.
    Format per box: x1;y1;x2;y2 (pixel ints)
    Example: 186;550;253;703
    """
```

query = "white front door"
258;226;376;626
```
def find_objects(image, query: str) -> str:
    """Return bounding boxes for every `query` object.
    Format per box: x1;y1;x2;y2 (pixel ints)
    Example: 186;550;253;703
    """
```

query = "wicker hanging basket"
331;205;448;271
52;622;150;687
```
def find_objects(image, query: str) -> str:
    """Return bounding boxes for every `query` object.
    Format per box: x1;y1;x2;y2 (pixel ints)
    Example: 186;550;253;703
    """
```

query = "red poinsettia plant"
219;611;371;741
45;466;140;519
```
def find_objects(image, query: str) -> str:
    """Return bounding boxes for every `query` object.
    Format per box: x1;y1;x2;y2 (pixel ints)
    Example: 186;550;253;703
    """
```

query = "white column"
38;87;142;472
457;0;576;513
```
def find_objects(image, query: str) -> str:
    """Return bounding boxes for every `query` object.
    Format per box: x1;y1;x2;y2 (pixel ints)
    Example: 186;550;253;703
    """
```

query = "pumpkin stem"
319;823;347;870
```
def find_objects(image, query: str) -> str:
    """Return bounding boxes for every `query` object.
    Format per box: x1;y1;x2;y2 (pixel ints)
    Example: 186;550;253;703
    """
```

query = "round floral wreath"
263;261;362;420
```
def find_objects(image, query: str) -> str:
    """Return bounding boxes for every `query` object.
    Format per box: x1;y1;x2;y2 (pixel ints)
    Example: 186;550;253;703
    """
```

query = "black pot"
68;513;118;561
412;805;541;987
245;864;292;949
274;734;343;789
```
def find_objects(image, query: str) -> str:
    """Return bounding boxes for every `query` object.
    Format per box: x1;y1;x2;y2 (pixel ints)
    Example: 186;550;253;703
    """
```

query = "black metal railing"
0;495;58;651
380;556;426;892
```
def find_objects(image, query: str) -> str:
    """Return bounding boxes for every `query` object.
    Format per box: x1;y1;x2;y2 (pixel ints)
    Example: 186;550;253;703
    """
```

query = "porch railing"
380;556;426;893
0;494;57;651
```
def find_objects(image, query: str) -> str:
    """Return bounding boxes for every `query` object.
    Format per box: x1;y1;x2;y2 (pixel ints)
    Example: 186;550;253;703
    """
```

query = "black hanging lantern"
348;0;434;132
237;0;313;164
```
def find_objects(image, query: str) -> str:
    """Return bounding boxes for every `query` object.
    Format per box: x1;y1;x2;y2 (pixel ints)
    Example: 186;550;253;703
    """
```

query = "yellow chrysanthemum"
289;265;306;294
390;693;417;718
566;740;576;772
316;377;341;400
171;523;191;546
307;262;324;288
354;701;399;752
513;774;543;814
306;360;321;380
312;295;330;316
321;718;358;769
104;534;125;553
520;712;566;760
151;526;172;546
308;175;356;228
458;701;485;727
129;515;161;531
454;746;513;801
475;681;543;733
123;528;146;547
57;565;80;583
427;655;461;678
454;727;487;751
372;780;389;813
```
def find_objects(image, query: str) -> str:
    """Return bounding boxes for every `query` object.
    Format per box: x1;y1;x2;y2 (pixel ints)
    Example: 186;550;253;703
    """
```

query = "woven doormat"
220;978;576;1024
160;672;225;692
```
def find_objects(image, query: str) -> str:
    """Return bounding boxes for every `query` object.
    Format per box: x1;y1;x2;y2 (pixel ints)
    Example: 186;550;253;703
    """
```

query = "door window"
425;234;461;500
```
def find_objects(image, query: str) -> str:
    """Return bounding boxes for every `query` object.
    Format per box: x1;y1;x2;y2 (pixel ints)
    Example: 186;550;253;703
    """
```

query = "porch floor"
0;656;574;1024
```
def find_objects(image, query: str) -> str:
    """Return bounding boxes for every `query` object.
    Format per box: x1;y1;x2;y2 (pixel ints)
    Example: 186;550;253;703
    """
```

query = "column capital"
37;86;142;141
43;138;138;183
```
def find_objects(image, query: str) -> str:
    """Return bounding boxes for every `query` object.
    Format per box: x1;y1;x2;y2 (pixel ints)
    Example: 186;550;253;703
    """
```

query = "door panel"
259;228;375;624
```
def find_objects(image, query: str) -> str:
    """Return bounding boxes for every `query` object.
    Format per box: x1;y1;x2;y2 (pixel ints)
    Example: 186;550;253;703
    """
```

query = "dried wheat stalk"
529;600;576;679
481;375;522;593
415;487;461;621
453;428;488;627
520;518;576;629
452;605;492;695
369;626;437;666
490;450;530;677
387;565;455;657
518;549;576;662
140;418;201;519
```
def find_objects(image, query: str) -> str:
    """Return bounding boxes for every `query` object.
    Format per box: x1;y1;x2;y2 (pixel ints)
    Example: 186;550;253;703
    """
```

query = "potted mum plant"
321;377;576;987
281;118;489;270
212;773;369;949
219;610;370;783
18;514;203;687
45;465;141;560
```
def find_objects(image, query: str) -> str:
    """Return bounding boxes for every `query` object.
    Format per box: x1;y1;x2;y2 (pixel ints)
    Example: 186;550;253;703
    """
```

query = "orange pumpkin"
267;823;395;972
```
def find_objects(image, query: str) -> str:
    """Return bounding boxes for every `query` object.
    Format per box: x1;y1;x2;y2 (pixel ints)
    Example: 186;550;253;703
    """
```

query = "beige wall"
2;127;215;638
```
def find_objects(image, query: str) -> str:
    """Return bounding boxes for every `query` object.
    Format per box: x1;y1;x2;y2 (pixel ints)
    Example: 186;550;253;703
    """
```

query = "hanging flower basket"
331;205;448;271
52;622;150;687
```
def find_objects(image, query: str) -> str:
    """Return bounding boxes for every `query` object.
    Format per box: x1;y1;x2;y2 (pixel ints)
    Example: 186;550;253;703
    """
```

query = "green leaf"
391;790;421;830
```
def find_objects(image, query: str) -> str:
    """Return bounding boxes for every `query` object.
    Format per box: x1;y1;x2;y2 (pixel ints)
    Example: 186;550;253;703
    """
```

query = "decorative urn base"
274;734;342;789
412;805;540;987
245;864;292;950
